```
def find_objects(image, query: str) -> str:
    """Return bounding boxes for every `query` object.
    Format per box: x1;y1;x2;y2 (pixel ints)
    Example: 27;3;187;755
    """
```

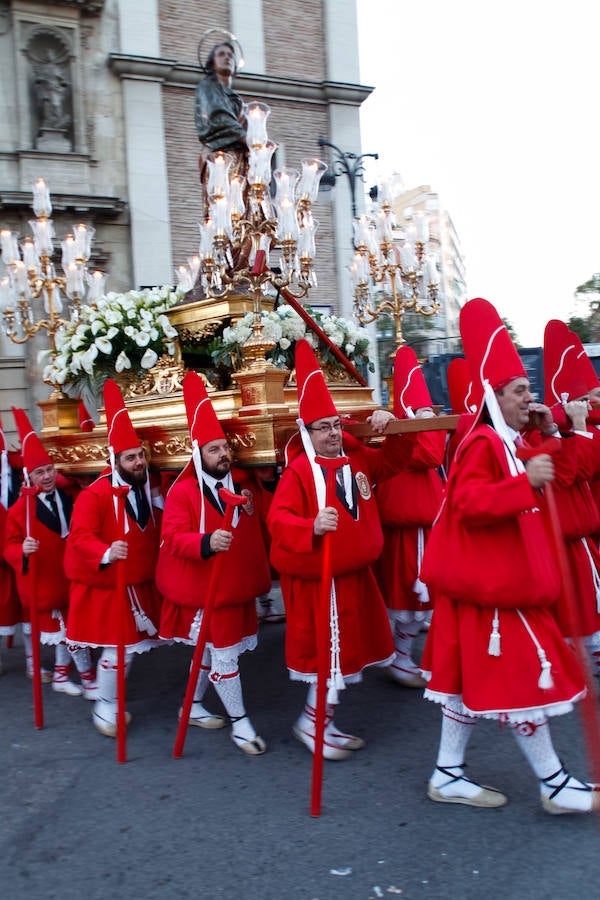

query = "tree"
502;317;521;348
569;272;600;342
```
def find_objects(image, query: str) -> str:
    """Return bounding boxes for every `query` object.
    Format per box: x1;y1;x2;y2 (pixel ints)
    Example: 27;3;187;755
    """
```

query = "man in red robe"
156;372;270;755
268;339;415;760
374;346;446;687
64;380;163;737
4;408;96;697
421;298;597;815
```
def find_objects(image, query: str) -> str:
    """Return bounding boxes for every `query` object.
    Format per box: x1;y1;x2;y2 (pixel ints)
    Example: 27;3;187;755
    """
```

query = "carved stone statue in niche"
26;27;74;151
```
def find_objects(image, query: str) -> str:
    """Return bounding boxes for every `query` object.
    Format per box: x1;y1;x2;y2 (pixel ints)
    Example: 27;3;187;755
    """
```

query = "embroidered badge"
355;471;371;500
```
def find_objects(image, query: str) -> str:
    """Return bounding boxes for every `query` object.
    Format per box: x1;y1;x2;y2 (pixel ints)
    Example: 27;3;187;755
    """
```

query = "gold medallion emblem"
355;471;371;500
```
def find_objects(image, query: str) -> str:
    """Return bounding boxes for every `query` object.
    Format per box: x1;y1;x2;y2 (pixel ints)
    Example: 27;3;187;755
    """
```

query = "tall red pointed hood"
78;400;95;433
569;329;600;393
183;371;225;446
393;346;432;418
103;379;140;456
543;319;589;405
460;298;526;393
11;407;53;475
295;339;337;425
446;357;481;414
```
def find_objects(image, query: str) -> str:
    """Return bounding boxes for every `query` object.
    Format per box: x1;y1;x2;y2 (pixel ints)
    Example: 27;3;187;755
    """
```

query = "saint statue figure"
195;33;247;209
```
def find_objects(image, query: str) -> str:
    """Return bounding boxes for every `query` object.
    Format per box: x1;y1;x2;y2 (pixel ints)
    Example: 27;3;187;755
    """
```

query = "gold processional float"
0;90;456;476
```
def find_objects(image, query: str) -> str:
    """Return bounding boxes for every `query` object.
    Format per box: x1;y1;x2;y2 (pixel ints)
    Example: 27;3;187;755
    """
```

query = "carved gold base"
38;395;81;435
233;365;290;416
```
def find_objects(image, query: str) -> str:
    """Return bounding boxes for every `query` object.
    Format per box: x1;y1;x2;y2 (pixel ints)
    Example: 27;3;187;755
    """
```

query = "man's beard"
203;457;231;479
116;464;147;487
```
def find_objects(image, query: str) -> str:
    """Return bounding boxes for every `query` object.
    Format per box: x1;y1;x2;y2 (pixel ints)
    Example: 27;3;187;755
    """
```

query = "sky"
356;0;600;346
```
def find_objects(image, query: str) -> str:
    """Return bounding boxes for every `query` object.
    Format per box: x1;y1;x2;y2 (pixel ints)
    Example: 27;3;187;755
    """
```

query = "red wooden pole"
517;443;600;814
111;485;130;764
310;454;348;817
173;488;248;759
21;485;43;729
248;250;367;387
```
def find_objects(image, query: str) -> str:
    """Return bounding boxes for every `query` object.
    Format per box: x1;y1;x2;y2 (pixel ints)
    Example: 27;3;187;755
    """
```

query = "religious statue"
195;30;247;213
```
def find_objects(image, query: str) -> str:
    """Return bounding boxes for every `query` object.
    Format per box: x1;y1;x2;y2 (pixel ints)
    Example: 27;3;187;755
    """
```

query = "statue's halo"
197;29;245;72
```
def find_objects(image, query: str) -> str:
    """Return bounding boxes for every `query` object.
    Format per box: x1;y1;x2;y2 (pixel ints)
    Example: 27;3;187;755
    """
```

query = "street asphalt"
1;590;599;900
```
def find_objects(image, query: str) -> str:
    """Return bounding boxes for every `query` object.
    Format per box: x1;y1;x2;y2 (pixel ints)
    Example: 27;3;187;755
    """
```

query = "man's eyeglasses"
307;421;343;435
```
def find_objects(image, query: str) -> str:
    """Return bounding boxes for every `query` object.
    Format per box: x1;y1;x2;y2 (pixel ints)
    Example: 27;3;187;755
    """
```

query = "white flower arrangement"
212;303;374;374
42;285;182;402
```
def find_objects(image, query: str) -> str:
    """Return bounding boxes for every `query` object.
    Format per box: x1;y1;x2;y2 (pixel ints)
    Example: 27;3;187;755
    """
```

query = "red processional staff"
310;454;348;817
111;483;131;764
21;483;43;729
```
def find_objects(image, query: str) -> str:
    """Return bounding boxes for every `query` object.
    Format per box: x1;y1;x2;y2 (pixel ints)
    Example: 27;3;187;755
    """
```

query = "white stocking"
430;700;482;799
96;648;132;705
210;653;255;742
511;719;593;812
389;613;421;675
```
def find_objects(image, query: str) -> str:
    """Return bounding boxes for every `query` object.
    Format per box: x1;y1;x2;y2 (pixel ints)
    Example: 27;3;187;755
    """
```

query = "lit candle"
229;176;246;218
297;159;327;203
1;230;18;264
0;276;13;311
13;260;30;296
198;218;215;258
21;238;39;270
276;197;299;242
30;218;54;256
32;178;52;218
61;235;77;268
87;270;106;301
376;209;394;244
73;223;94;261
65;262;85;299
245;102;270;148
187;255;201;283
212;197;231;236
400;242;416;271
425;256;439;285
207;152;231;200
414;213;429;244
298;215;317;260
175;265;194;292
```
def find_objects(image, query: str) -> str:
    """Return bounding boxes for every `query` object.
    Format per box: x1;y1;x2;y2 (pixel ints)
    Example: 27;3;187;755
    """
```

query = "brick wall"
159;0;230;63
263;0;326;80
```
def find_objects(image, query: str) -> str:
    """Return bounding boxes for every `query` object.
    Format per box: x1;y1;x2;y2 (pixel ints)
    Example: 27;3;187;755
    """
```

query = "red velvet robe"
420;424;585;720
4;491;72;638
64;474;162;648
268;432;415;681
156;469;270;652
0;502;20;633
374;429;445;611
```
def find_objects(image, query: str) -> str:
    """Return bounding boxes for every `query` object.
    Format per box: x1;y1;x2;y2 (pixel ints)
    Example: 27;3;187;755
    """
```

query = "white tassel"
413;577;430;604
537;650;554;689
326;684;339;705
133;609;157;636
189;610;202;643
487;609;501;656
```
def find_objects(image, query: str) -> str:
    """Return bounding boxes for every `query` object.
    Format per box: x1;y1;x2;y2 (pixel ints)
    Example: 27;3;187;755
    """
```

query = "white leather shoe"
52;678;83;697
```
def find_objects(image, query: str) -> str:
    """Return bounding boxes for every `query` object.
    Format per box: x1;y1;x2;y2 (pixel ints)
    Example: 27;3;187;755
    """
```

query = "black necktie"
134;485;150;528
214;481;225;514
46;491;60;521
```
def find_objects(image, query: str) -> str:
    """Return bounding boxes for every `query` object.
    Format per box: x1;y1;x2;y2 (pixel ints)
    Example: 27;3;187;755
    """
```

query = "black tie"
214;481;225;514
134;485;150;528
46;491;60;521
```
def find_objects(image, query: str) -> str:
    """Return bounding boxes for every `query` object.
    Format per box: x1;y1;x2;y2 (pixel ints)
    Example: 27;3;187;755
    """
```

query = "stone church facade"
0;0;370;439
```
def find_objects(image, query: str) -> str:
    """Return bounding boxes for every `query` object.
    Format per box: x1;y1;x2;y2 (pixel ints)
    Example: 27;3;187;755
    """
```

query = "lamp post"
317;137;379;222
